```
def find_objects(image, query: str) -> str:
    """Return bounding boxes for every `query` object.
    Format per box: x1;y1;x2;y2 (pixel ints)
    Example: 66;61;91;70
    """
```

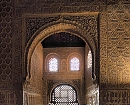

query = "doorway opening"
23;22;99;105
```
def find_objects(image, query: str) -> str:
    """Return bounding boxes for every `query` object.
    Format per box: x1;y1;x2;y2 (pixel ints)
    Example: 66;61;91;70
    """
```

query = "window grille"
88;50;92;68
49;58;58;72
70;57;79;71
50;84;79;105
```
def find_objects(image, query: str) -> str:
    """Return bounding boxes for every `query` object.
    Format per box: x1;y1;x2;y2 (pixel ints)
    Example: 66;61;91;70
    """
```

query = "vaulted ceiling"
41;32;85;48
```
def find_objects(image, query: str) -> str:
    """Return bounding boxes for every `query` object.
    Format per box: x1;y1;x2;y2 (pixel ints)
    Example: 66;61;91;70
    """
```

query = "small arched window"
49;57;58;72
88;50;92;68
70;57;80;71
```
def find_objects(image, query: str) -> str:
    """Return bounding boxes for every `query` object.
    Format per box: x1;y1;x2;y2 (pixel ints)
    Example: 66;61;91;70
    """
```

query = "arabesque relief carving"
100;3;130;105
0;0;18;104
0;0;129;104
107;4;130;89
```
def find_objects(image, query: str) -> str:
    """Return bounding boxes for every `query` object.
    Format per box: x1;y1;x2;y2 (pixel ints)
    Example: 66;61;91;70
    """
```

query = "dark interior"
41;32;85;48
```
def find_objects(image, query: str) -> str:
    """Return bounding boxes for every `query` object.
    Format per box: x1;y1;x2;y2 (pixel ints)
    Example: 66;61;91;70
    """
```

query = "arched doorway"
24;22;97;80
49;84;79;105
23;17;99;105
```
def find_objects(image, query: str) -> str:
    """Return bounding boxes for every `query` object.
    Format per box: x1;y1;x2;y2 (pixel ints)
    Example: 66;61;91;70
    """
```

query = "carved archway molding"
23;15;98;83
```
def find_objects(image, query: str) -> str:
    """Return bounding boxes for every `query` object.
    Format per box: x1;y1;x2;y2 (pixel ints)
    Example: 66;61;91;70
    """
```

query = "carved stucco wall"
0;0;130;105
23;43;43;105
30;43;43;94
100;3;130;105
85;44;99;105
0;0;18;105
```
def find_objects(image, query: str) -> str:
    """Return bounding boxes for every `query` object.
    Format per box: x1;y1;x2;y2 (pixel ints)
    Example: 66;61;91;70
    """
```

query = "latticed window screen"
49;58;58;72
70;57;79;71
50;84;79;105
87;50;92;68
